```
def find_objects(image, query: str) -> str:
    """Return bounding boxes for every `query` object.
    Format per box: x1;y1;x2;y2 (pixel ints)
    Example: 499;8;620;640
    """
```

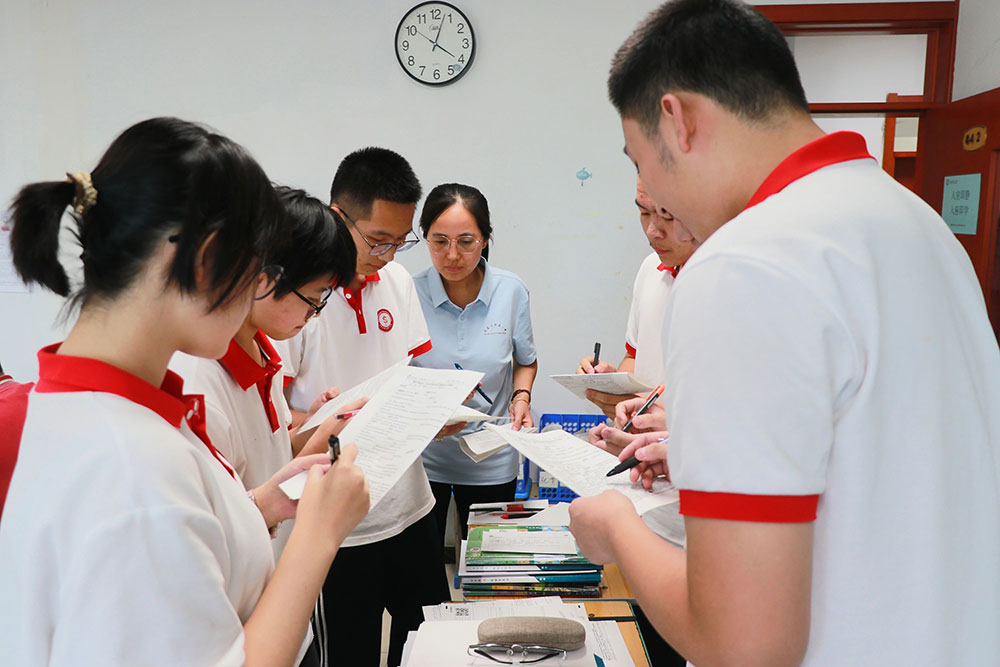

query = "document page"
281;366;482;507
460;424;536;463
299;357;411;432
549;372;653;401
447;405;505;426
483;425;678;514
481;529;578;555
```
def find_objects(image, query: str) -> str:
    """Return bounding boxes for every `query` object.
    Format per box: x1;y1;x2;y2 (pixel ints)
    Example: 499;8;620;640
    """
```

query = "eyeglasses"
334;205;420;257
289;285;333;319
467;643;567;664
427;235;483;254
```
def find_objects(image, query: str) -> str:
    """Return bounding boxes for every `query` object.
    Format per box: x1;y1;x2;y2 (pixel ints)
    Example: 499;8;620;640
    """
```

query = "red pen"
622;384;664;433
335;408;362;419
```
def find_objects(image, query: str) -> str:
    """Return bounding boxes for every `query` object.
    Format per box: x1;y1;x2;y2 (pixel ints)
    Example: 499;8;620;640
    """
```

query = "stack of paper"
405;597;635;666
549;372;653;401
459;424;536;463
459;526;603;599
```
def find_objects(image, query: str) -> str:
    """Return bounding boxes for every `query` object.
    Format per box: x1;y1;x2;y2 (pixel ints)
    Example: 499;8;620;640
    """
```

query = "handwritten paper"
299;357;411;433
281;366;482;507
549;372;653;401
481;528;578;555
422;596;588;622
483;425;678;515
447;405;505;427
460;424;536;463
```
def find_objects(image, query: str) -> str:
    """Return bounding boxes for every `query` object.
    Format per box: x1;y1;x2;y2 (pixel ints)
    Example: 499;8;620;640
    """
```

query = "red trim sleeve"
408;340;433;358
624;342;637;357
679;490;818;523
283;375;293;388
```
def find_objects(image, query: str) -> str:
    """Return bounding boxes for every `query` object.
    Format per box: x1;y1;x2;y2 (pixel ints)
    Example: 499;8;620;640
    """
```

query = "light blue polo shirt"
412;259;536;485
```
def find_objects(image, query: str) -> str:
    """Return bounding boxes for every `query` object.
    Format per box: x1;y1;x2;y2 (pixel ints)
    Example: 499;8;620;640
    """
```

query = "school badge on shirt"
377;308;394;331
483;322;508;335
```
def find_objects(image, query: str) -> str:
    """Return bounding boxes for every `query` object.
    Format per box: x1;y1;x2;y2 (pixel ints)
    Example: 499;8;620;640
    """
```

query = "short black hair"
329;147;422;219
9;117;283;311
272;186;357;294
609;0;809;134
419;183;493;261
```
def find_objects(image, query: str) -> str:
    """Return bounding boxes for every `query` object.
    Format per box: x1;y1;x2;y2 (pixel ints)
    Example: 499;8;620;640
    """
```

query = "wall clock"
395;2;475;86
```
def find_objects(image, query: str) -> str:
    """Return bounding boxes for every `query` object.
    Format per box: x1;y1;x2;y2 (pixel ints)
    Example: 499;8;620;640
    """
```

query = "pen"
620;384;664;434
328;434;341;464
335;408;361;419
606;435;669;477
487;509;542;517
500;512;539;519
592;342;602;369
454;363;494;405
474;504;526;512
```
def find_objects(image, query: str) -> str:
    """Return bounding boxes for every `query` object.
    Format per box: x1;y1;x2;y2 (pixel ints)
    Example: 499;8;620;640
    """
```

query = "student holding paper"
576;177;694;419
410;183;538;544
275;149;453;667
170;187;365;560
0;118;369;666
569;2;1000;664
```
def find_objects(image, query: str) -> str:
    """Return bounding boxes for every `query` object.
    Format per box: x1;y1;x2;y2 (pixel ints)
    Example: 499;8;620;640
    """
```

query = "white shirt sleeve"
664;255;858;522
404;273;432;357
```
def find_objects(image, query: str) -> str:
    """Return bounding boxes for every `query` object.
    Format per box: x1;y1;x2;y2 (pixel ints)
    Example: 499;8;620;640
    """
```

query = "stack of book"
458;525;603;599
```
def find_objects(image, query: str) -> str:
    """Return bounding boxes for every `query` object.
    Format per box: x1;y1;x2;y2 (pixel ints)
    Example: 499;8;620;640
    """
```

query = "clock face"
395;1;475;86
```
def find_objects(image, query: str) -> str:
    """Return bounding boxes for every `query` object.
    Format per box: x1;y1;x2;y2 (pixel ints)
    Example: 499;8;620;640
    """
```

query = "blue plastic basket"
524;413;608;503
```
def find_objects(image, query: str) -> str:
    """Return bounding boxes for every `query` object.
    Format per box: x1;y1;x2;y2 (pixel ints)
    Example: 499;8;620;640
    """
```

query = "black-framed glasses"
289;285;333;319
427;234;484;254
467;643;567;664
334;204;420;257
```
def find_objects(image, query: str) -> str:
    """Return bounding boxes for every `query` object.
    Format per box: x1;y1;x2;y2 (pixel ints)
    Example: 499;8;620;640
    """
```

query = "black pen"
620;384;664;434
328;434;341;464
606;435;670;477
592;342;602;368
454;363;494;404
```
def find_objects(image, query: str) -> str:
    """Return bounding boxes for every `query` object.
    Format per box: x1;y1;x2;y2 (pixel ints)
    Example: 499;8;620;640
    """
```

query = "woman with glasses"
0;118;370;667
171;186;364;558
411;183;538;546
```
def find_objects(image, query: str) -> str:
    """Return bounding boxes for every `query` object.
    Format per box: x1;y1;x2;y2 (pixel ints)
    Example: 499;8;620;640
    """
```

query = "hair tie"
65;172;98;215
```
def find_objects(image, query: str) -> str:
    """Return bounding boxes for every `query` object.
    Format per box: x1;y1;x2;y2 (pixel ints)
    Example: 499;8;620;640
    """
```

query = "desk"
583;599;650;667
601;563;634;598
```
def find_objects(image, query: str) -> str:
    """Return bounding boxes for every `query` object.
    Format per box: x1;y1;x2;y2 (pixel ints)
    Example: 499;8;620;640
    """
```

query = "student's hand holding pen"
297;397;369;457
614;394;667;433
295;444;370;550
304;385;341;423
614;433;671;489
576;355;618;375
251;452;336;530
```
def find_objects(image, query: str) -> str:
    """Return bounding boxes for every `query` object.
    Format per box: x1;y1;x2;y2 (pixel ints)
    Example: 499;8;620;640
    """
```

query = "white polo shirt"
276;260;433;547
171;331;296;558
0;345;305;665
625;252;678;386
663;132;1000;664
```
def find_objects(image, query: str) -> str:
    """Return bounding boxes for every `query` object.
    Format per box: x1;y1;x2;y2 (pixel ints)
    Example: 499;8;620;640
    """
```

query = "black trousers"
320;510;450;667
430;478;517;544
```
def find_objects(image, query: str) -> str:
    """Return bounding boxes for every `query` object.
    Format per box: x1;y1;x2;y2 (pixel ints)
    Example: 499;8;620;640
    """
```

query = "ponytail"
9;180;76;296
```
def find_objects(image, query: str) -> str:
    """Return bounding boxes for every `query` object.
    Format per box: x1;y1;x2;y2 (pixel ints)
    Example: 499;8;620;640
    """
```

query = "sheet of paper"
549;372;653;401
460;424;536;463
447;405;506;426
481;528;578;555
299;357;411;432
483;425;678;515
402;618;634;667
511;502;571;526
281;366;482;507
422;596;588;622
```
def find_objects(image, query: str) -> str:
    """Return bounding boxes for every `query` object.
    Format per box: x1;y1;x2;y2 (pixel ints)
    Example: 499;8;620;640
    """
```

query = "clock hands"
433;42;456;58
415;29;436;46
429;13;456;58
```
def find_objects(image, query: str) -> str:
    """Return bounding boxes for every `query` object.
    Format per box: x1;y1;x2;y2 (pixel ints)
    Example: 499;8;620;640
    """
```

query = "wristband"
511;388;531;402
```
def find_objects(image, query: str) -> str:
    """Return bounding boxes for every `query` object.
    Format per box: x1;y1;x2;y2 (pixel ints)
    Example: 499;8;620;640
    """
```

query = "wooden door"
917;87;1000;338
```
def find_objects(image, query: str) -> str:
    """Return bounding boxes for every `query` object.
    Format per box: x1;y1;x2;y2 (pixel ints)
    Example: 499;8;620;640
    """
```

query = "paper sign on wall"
942;174;981;235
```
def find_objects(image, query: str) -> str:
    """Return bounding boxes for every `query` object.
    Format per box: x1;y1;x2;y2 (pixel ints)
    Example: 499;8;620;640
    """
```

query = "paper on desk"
447;405;506;426
511;502;571;526
402;619;634;666
280;366;482;507
423;596;588;622
481;528;578;555
550;372;653;401
460;424;537;463
299;357;411;432
483;425;678;515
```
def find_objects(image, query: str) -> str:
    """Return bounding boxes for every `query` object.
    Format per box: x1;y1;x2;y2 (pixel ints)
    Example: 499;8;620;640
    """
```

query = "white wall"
0;0;928;415
953;0;1000;100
